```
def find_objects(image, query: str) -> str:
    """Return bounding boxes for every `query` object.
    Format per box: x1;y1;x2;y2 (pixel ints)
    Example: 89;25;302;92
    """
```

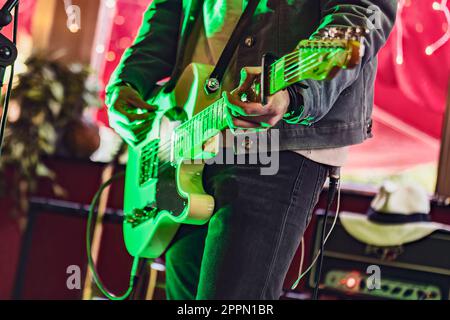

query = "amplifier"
309;210;450;300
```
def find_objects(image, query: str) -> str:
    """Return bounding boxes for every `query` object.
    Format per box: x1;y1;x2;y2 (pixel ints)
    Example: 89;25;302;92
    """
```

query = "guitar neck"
269;49;304;94
171;35;359;162
268;44;348;94
171;53;331;162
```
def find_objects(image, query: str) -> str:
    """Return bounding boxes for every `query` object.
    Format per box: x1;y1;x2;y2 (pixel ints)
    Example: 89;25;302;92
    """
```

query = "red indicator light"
345;277;357;289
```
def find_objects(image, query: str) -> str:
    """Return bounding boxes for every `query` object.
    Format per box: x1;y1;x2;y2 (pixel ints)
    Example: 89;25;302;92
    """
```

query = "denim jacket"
107;0;397;150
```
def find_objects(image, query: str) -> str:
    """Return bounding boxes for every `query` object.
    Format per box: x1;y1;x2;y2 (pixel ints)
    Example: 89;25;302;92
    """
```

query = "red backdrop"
375;0;450;139
95;0;151;125
4;0;36;34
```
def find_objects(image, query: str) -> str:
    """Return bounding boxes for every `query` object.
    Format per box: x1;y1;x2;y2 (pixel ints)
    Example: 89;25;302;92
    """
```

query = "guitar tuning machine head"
345;26;370;40
318;29;330;39
320;26;369;41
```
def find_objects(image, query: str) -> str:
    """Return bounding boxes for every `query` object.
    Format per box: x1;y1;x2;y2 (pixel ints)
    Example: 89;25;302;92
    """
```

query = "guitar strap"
205;0;261;94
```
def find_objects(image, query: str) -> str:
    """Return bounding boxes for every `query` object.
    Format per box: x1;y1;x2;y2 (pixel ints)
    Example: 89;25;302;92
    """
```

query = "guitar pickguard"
155;165;186;217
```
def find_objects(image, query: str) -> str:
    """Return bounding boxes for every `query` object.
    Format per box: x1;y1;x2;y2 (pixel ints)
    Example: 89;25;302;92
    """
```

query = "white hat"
340;181;450;247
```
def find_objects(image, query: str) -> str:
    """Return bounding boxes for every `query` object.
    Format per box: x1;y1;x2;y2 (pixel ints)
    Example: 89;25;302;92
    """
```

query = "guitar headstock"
268;27;367;95
298;27;368;79
312;27;367;67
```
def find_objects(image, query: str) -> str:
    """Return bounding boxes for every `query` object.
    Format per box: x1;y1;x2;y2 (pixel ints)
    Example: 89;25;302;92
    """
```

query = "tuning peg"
318;26;368;41
318;29;330;39
345;26;370;40
327;27;337;39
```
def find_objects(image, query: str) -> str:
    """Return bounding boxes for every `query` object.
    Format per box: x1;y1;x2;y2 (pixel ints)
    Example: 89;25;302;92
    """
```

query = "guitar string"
151;54;329;174
138;41;355;177
272;46;345;71
273;43;339;63
282;51;340;84
282;52;338;81
282;50;341;76
277;53;323;77
272;42;347;70
159;51;326;138
150;57;334;159
272;52;327;76
172;50;334;133
271;50;319;71
163;53;328;140
282;51;334;75
171;53;338;146
143;43;355;175
269;51;340;95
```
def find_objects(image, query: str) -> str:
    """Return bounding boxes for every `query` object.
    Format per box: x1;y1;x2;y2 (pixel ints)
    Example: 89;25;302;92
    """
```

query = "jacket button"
244;36;255;48
367;119;373;134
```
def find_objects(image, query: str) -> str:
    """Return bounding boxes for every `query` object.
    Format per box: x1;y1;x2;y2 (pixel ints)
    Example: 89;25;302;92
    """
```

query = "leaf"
35;163;56;179
25;87;44;100
48;100;62;117
42;66;56;81
11;142;25;158
53;184;68;198
69;63;83;74
49;81;64;102
31;111;46;125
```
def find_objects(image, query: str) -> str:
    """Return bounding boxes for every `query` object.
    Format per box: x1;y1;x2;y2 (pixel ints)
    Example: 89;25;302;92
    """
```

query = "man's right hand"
106;85;157;145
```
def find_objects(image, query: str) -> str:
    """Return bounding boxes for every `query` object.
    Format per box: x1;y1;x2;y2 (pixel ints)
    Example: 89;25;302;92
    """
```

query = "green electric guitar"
122;27;366;258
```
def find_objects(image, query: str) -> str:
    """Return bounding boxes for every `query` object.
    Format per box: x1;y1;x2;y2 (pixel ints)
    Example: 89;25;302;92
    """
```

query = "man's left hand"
223;67;290;131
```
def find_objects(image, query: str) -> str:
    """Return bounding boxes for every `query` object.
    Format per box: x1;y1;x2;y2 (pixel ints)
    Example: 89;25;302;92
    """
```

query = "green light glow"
203;0;274;39
254;0;274;15
203;0;228;38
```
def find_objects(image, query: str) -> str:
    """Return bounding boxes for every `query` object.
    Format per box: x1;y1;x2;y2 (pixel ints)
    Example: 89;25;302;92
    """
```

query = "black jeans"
165;151;329;300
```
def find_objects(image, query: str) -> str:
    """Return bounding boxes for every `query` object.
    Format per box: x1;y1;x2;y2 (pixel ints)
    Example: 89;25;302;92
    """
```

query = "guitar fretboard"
172;98;228;162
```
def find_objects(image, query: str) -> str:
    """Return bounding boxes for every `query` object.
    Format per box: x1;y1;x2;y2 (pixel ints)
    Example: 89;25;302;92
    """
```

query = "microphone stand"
0;0;19;156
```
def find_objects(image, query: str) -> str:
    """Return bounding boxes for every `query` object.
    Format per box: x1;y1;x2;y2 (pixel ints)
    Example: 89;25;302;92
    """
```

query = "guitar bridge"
139;139;160;186
125;205;158;228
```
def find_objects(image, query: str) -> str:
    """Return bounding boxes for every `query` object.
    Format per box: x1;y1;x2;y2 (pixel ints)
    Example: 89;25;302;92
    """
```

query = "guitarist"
106;0;397;299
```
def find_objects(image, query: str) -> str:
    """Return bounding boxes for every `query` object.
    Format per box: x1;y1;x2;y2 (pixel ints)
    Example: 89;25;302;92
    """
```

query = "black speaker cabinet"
310;210;450;300
12;197;130;300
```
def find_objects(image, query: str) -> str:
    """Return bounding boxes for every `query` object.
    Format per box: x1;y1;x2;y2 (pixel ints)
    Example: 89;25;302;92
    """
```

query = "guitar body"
123;63;219;259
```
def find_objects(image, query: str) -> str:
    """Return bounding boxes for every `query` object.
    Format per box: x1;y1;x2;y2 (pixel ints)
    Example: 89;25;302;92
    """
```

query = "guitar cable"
313;168;340;300
86;171;141;300
291;167;341;299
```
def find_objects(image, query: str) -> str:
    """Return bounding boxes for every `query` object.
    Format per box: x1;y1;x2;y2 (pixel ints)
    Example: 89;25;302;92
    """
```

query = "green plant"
0;54;100;213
